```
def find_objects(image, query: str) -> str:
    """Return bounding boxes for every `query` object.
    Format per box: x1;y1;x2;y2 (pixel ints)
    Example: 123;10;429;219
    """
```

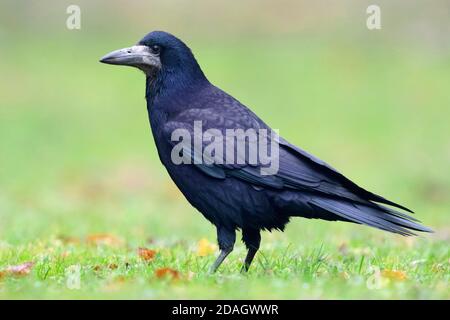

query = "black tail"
308;197;432;236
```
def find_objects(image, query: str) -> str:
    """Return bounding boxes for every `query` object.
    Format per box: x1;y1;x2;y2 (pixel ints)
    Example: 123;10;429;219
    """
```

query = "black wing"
163;86;431;235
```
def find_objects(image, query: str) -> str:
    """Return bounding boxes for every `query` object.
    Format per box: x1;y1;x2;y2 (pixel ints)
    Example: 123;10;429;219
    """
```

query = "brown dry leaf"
94;263;119;271
0;262;34;278
196;238;217;257
86;234;123;247
138;248;157;261
155;267;181;280
381;269;407;281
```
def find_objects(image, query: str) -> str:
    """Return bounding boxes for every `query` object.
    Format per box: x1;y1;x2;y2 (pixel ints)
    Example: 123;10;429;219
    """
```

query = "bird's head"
100;31;205;83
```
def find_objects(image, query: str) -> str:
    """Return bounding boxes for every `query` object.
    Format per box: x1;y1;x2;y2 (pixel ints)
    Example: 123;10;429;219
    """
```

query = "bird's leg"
209;227;236;273
241;248;258;273
241;228;261;273
209;249;232;274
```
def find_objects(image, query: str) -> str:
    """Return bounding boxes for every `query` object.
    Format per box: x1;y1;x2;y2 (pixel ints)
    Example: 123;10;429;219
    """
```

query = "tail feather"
375;204;421;223
309;197;432;236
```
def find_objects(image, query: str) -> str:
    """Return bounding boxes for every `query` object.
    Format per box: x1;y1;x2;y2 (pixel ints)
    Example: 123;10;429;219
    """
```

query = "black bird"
100;31;432;272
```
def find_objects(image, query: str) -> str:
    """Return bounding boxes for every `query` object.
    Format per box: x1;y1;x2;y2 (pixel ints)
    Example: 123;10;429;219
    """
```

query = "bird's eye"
150;45;161;55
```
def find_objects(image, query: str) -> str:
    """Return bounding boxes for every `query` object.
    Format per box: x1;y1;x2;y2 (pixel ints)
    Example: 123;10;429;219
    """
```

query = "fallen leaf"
155;267;180;280
381;269;407;281
0;262;34;278
86;234;123;247
196;238;217;257
138;248;157;261
93;265;102;271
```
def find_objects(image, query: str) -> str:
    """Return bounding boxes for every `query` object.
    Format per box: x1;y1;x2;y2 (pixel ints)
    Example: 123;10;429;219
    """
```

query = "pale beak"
99;45;160;70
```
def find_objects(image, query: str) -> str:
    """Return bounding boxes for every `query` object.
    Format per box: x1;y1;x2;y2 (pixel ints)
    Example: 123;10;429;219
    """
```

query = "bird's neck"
145;68;208;112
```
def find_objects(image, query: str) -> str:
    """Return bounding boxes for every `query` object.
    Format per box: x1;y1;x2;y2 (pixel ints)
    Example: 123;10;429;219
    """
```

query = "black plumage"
100;31;432;272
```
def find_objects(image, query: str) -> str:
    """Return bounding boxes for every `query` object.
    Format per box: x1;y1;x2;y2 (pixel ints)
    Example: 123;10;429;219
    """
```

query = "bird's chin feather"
137;64;160;77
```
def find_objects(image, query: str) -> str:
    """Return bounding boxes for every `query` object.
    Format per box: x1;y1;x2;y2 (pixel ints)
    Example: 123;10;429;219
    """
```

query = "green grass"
0;232;448;299
0;34;449;299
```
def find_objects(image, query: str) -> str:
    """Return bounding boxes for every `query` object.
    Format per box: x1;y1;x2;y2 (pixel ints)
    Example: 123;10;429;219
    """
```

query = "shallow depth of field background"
0;1;448;299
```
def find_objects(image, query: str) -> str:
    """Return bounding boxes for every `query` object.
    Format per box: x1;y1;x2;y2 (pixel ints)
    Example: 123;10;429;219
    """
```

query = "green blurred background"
0;0;448;299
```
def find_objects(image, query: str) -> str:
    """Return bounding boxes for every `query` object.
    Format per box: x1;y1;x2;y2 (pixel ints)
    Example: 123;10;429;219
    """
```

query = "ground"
0;35;448;299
